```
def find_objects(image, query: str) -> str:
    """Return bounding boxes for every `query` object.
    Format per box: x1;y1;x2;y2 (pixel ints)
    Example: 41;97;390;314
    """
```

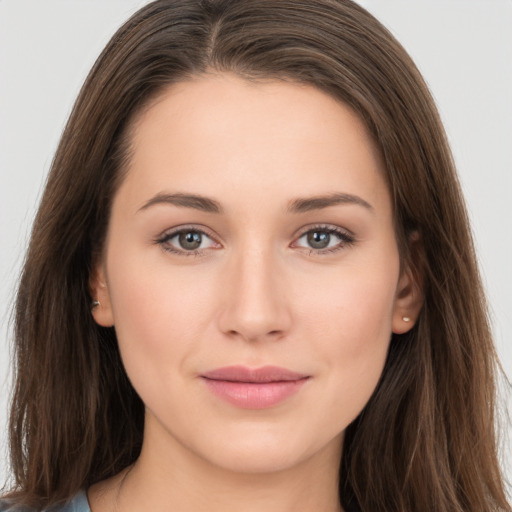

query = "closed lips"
201;366;310;409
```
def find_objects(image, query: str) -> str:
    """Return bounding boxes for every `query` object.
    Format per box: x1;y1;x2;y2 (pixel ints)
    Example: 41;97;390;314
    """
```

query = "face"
92;73;419;475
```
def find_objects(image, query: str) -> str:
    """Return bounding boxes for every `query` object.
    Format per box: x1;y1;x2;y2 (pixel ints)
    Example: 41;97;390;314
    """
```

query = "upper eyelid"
294;223;354;238
158;223;351;238
158;224;219;242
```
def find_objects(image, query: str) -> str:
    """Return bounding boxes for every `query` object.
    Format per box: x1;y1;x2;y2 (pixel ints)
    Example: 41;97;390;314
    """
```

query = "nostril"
224;328;285;343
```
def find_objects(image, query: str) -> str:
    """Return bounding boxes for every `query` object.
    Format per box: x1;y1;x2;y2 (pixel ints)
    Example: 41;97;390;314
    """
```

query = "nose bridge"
218;239;291;341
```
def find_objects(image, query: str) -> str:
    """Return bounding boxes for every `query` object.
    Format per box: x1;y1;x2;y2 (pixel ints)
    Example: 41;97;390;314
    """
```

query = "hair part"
6;1;510;510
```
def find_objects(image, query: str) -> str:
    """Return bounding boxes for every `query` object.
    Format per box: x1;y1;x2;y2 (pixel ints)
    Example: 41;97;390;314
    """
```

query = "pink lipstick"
201;366;309;409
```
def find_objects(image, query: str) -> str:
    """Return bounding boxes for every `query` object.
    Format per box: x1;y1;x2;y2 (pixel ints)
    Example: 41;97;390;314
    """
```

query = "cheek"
300;258;398;346
104;244;217;385
296;255;399;417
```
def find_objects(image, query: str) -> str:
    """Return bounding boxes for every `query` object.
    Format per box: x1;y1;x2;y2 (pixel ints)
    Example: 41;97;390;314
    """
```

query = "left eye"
294;228;353;251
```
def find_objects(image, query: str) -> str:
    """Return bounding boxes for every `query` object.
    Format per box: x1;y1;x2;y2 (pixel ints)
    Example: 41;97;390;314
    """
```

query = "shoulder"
0;491;90;512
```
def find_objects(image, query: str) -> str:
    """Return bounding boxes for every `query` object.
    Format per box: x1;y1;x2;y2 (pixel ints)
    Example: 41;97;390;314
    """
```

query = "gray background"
1;0;511;492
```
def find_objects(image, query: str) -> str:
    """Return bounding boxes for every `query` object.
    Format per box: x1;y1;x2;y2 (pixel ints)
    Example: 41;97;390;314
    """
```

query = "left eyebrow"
286;192;374;214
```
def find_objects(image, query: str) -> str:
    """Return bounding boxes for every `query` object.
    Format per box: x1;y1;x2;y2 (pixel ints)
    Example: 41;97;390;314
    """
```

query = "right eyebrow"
137;192;224;214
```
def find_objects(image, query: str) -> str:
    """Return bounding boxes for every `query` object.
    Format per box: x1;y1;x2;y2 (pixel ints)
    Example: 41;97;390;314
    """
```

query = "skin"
90;73;421;512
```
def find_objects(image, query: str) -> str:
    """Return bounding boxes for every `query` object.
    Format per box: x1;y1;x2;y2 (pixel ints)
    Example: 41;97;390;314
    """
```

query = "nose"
217;246;292;343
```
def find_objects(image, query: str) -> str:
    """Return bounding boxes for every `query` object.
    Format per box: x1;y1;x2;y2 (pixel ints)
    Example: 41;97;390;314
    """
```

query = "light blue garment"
0;491;90;512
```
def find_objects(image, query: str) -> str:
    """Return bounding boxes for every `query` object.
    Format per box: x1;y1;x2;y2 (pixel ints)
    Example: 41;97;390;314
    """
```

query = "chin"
207;445;312;475
188;422;344;475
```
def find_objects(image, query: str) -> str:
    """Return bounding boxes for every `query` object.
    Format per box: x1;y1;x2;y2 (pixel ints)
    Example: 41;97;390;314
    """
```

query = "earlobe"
392;263;423;335
89;264;115;327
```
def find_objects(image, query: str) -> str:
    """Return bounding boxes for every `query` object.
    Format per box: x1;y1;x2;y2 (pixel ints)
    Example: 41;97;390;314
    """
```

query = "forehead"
119;72;389;216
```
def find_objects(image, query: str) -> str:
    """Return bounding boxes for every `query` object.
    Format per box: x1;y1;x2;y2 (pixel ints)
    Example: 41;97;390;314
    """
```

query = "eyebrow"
138;191;373;215
286;193;374;213
138;192;223;214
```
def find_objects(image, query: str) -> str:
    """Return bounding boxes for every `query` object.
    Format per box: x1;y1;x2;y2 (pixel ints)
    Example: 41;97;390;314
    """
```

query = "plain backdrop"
1;0;511;492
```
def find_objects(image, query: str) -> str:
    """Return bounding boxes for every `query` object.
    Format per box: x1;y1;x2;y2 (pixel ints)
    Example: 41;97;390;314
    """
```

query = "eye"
156;227;220;256
293;226;354;254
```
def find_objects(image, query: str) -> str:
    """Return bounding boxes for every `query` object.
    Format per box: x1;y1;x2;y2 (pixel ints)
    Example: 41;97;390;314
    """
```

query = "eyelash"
155;224;355;257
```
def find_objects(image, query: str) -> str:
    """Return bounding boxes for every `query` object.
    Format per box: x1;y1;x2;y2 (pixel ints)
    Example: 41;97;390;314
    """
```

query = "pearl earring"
92;300;100;308
402;316;411;322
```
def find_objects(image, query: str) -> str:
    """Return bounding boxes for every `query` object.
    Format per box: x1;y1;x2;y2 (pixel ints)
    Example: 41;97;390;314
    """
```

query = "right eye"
157;227;220;256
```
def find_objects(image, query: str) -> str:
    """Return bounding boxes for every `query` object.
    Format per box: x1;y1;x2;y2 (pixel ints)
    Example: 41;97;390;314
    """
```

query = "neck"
126;448;343;512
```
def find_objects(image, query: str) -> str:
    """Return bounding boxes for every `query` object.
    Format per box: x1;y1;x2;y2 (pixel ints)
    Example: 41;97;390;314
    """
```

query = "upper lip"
201;365;309;383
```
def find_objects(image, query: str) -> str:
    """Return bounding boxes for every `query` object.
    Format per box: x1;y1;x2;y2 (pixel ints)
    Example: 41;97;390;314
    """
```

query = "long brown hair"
6;1;510;510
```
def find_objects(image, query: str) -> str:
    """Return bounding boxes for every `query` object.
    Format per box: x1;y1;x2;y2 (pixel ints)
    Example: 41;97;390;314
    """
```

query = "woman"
2;0;510;511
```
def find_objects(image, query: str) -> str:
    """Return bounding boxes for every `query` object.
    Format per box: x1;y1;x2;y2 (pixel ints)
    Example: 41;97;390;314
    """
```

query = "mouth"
201;365;310;409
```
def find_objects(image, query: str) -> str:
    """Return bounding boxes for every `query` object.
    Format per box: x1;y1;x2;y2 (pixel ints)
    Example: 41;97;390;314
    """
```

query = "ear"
392;236;424;334
89;262;115;327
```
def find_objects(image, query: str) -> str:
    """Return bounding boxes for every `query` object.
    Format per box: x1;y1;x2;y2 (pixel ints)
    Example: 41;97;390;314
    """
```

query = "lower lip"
202;378;308;409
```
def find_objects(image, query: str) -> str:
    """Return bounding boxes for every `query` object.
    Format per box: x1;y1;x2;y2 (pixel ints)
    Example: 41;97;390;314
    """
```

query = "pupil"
179;231;202;250
307;231;330;249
